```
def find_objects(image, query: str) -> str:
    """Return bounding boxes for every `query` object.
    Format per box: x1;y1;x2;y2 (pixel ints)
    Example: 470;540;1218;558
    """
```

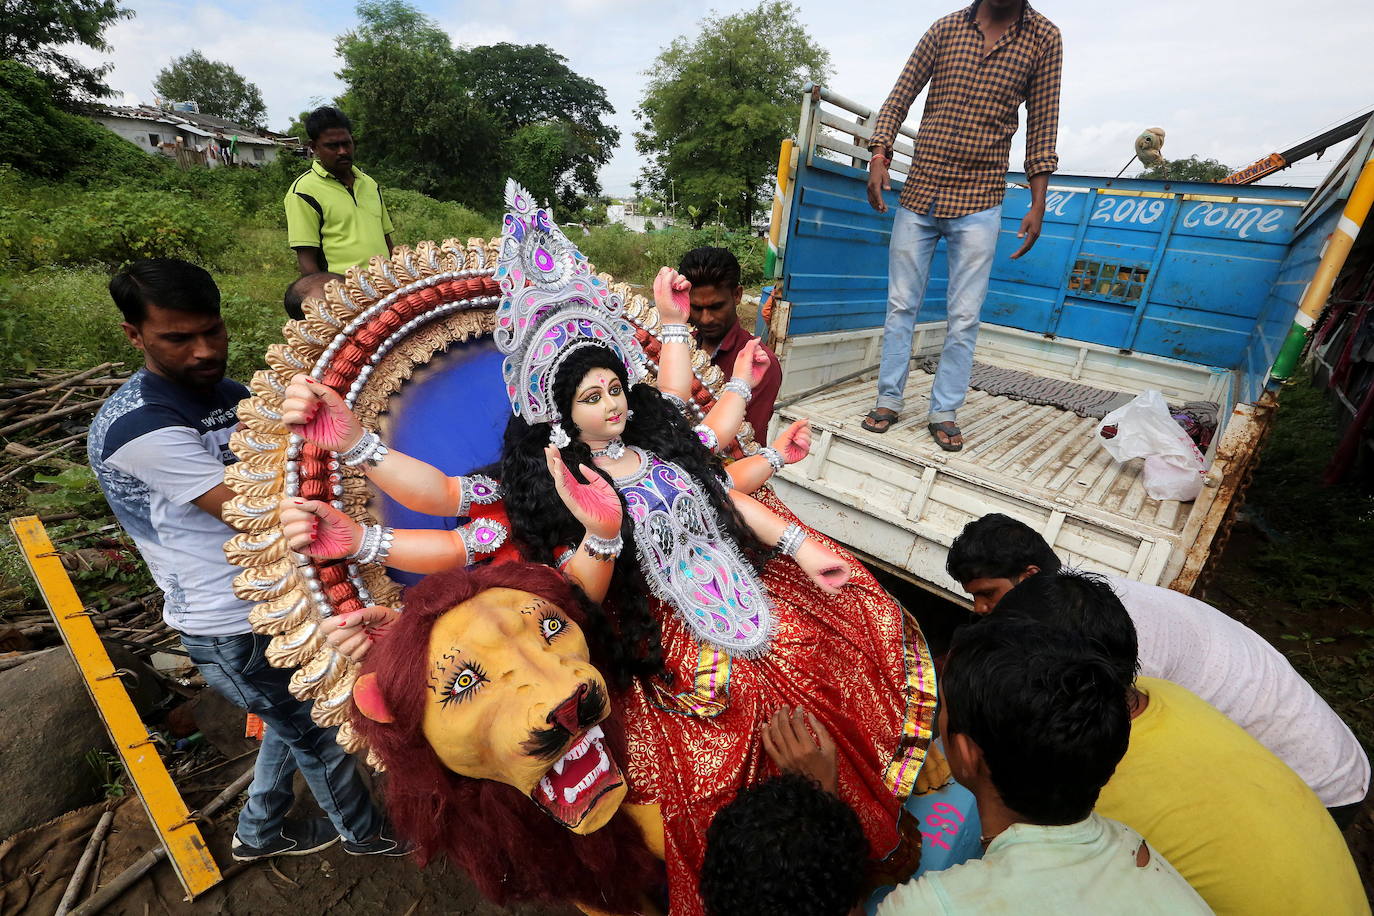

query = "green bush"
383;188;498;248
580;224;767;287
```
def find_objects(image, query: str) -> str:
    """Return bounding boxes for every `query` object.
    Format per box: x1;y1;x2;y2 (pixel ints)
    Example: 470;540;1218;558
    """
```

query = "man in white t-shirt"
90;259;402;860
945;513;1370;826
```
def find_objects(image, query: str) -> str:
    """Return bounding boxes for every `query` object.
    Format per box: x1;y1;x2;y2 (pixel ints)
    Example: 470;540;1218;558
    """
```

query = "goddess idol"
266;183;937;914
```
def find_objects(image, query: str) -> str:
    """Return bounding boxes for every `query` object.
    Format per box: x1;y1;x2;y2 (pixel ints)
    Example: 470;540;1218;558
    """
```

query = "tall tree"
0;0;133;105
454;43;618;211
635;1;830;227
334;0;504;207
1140;155;1232;182
153;51;266;127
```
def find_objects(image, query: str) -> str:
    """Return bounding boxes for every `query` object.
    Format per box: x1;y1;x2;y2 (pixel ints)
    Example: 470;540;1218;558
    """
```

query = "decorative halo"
219;182;763;762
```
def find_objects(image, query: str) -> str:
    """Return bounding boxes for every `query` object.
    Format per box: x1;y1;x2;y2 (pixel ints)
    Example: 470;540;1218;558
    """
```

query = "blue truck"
760;86;1374;601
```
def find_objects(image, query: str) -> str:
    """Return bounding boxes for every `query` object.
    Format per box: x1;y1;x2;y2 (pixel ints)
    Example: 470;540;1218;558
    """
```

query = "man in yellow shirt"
999;572;1367;915
284;106;393;277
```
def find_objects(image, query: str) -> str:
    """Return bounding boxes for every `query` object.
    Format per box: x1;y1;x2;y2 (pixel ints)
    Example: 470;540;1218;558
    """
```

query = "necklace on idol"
591;437;626;460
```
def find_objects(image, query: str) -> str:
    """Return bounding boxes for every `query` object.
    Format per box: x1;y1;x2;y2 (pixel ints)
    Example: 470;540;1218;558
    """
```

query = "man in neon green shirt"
284;107;393;276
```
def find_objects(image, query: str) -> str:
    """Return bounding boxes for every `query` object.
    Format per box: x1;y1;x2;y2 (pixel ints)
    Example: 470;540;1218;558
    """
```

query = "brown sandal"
928;421;964;452
863;408;899;434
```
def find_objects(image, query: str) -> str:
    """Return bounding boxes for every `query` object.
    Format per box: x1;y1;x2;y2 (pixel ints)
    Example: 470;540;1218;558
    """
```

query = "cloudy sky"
75;0;1373;195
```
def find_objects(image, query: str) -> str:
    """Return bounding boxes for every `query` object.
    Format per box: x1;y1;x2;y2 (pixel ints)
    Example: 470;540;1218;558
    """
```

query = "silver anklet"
723;377;753;404
659;323;692;345
777;523;808;558
349;524;395;565
760;446;785;473
339;430;389;468
583;532;623;561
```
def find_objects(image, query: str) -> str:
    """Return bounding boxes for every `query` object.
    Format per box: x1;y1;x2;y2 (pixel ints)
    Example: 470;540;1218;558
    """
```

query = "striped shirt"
869;2;1062;218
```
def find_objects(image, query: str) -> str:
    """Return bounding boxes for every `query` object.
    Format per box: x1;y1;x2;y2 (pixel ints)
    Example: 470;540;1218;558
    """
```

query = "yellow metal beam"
10;516;222;899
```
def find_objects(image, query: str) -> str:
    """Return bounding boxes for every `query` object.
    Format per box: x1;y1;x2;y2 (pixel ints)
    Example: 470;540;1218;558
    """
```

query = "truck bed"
766;325;1254;601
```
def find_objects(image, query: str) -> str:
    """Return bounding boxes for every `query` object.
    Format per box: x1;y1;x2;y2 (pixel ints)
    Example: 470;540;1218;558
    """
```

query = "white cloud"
68;0;1373;194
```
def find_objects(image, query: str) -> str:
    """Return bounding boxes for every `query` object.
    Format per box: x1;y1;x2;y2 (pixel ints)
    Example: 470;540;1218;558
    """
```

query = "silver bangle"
777;523;807;558
723;377;753;404
760;447;785;473
659;323;692;345
694;424;720;452
339;429;389;468
456;474;502;518
662;390;688;412
349;524;395;565
459;519;507;558
583;532;623;561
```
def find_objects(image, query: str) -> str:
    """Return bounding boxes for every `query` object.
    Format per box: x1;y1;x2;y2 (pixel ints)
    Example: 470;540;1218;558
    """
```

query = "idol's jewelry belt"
659;323;692;345
777;523;808;558
723;377;752;404
349;524;395;565
759;446;785;473
339;429;389;468
583;531;624;561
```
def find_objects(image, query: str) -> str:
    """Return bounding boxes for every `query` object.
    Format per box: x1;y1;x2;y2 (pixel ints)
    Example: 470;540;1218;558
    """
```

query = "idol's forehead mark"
576;372;617;396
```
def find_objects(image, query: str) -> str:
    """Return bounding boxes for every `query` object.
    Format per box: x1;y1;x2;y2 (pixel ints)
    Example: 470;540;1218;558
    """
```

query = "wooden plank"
10;517;222;900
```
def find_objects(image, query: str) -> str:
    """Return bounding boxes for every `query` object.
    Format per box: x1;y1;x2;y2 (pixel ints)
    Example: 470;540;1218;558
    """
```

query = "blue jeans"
180;631;382;845
877;204;1001;422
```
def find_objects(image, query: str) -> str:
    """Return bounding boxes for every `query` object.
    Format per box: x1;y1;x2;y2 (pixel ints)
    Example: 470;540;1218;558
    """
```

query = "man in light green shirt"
880;617;1209;915
284;106;393;276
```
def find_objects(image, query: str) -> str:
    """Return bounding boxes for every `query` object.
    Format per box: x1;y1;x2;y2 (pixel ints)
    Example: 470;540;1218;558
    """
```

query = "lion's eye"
540;614;566;642
439;664;487;707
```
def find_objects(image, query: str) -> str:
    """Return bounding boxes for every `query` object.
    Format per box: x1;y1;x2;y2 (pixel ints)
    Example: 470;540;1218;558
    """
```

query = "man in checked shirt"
861;0;1062;451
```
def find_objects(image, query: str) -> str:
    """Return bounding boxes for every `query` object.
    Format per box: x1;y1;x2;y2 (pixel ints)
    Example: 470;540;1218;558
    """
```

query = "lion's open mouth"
531;725;624;829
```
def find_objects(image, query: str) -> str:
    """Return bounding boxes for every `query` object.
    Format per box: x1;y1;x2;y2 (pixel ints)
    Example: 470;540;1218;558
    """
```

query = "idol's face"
420;587;627;834
570;367;628;445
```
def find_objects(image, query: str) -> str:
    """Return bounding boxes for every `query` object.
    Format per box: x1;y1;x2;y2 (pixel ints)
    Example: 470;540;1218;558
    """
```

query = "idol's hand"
795;538;851;595
323;606;399;662
279;497;362;559
771;419;812;464
653;266;692;324
545;446;622;539
763;706;838;794
282;374;363;452
732;339;770;389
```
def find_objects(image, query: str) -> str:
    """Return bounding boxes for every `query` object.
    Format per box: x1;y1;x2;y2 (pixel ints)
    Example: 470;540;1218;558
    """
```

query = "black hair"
306;106;353;141
497;343;767;689
946;513;1063;584
996;570;1140;689
679;247;742;290
109;258;220;326
283;272;344;321
700;773;867;916
943;615;1131;825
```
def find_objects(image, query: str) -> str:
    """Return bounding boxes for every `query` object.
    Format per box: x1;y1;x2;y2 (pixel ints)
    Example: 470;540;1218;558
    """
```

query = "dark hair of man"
306;106;353;141
283;272;343;321
996;570;1140;689
700;773;867;916
109;258;221;326
944;615;1130;825
679;246;742;290
946;512;1063;584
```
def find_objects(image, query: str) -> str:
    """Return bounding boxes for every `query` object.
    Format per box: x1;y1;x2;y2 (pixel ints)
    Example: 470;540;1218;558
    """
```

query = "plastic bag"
1097;390;1207;502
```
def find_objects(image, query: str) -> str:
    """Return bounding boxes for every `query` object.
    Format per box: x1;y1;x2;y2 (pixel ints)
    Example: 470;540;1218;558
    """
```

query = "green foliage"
455;42;619;210
27;466;107;515
0;0;132;104
382;189;497;246
335;0;506;208
580;224;766;287
635;1;830;227
0;61;162;182
152;50;268;128
85;749;127;799
1140;155;1233;183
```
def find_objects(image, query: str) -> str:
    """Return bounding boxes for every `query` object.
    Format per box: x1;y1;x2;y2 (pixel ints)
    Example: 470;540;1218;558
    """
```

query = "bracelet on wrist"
723;377;753;405
777;523;808;558
349;524;395;565
693;423;720;452
760;446;785;473
583;531;623;562
459;519;507;558
339;429;389;468
659;323;692;345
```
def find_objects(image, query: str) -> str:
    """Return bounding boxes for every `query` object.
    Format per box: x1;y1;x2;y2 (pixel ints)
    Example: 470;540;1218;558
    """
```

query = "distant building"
90;104;289;166
607;201;676;233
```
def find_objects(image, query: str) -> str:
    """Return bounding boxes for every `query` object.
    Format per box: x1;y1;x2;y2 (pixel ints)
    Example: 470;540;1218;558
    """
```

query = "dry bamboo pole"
55;810;115;916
